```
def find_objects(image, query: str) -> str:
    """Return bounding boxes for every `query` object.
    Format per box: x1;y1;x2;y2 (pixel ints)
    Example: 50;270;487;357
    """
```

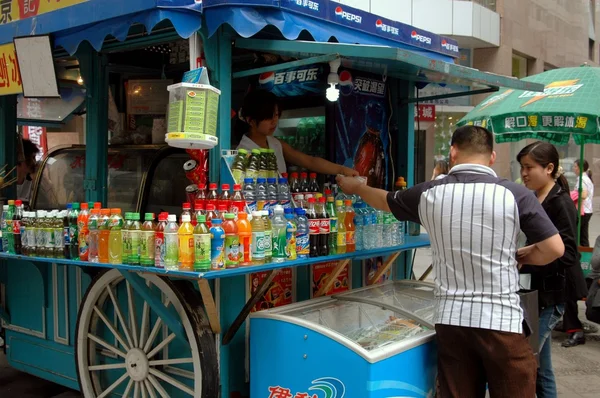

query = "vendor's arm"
280;140;358;176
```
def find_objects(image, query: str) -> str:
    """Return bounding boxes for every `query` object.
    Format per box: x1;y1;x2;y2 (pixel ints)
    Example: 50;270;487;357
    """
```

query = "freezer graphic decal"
367;380;433;398
268;377;345;398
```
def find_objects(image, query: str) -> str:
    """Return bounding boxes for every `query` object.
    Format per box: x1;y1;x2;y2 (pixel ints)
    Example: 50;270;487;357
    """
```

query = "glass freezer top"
281;300;432;352
339;282;436;324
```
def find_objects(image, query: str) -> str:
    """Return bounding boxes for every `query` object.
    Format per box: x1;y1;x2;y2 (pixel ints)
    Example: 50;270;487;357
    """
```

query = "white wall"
334;0;500;47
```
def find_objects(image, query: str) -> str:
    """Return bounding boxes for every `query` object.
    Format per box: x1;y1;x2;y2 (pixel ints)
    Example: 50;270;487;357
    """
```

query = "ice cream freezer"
250;281;437;398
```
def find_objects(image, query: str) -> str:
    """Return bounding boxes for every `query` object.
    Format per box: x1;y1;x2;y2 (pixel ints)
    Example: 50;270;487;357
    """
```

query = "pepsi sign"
441;39;459;53
411;30;432;45
334;6;362;24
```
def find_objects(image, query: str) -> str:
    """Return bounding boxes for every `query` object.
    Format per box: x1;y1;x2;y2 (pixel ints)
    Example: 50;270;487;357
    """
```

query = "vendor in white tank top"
236;89;358;177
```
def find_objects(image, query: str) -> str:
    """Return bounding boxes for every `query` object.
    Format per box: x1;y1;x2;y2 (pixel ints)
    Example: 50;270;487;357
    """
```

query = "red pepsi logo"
335;6;343;15
376;19;383;29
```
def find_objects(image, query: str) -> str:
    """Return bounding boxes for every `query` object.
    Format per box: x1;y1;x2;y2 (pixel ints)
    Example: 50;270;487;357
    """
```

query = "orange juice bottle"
236;212;252;266
98;209;111;263
223;213;240;268
178;214;194;270
344;200;356;253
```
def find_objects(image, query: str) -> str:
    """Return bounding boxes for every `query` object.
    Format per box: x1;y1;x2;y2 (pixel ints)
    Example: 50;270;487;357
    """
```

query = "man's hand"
339;166;359;177
336;175;365;195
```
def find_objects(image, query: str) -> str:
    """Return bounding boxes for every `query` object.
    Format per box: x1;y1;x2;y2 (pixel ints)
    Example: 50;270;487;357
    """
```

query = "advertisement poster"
334;68;391;189
248;268;295;313
310;261;351;298
363;256;392;286
0;0;86;26
0;43;22;95
257;63;326;97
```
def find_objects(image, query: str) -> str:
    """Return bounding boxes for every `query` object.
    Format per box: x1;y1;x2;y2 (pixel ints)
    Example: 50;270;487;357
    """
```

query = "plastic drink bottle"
193;215;211;271
178;214;194;271
53;212;64;258
246;149;261;181
308;173;320;193
77;203;90;260
219;184;232;210
335;200;347;254
155;213;168;268
181;202;192;224
278;178;292;210
206;183;219;208
5;200;14;254
164;214;179;270
250;211;265;264
326;196;338;255
12;200;23;254
130;213;141;265
19;211;28;256
63;205;71;259
210;219;225;270
290;172;300;197
266;178;278;215
140;213;155;266
243;178;257;213
256;178;268;211
194;200;206;219
345;200;356;253
44;211;55;258
258;148;268;179
294;208;310;259
69;203;80;260
223;213;240;268
299;172;309;193
375;210;384;248
98;209;111;263
88;209;100;263
34;211;44;257
260;210;272;263
108;209;124;264
317;197;330;256
205;204;218;228
121;213;132;264
195;184;207;209
285;212;297;260
1;205;8;252
236;212;252;266
354;203;365;251
230;184;245;217
231;148;248;184
306;197;319;257
267;149;278;179
383;212;393;247
271;206;287;263
217;204;228;220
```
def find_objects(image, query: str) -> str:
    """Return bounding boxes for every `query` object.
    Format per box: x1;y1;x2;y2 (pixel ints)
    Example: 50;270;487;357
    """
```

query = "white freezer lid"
251;297;434;363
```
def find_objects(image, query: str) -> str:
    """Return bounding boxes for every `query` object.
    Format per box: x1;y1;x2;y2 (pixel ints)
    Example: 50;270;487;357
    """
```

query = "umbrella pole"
577;142;585;246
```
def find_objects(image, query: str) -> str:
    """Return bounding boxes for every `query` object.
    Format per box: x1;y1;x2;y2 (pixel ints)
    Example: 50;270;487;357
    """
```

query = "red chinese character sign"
0;43;22;95
249;268;295;312
0;0;87;26
415;104;436;122
310;261;351;298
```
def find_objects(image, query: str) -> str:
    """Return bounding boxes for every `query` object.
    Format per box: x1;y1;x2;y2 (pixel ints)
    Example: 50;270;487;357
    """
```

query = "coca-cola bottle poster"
334;69;390;189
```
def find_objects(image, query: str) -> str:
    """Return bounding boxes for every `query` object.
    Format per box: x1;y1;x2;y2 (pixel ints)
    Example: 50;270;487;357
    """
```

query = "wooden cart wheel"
75;269;218;397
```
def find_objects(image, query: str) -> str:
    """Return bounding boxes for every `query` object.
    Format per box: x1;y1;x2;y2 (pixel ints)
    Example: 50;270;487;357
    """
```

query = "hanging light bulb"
77;75;84;85
326;83;339;102
326;58;341;102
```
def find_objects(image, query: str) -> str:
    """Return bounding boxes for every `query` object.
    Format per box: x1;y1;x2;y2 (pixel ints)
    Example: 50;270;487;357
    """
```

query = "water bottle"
271;205;287;263
266;178;278;215
376;210;384;248
383;212;393;247
295;208;310;259
396;216;405;246
354;203;364;251
361;204;371;250
256;178;268;212
278;178;292;210
243;178;257;213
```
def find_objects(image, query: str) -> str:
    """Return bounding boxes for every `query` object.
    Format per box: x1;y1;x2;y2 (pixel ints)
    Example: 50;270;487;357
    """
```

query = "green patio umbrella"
458;65;600;245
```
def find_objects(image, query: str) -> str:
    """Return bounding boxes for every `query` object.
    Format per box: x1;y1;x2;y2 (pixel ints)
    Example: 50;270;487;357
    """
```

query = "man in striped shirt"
337;126;564;397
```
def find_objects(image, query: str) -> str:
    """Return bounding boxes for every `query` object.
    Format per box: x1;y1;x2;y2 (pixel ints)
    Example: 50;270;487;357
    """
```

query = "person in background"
16;138;40;206
517;142;582;396
235;89;357;177
573;159;593;247
337;125;564;398
431;159;449;180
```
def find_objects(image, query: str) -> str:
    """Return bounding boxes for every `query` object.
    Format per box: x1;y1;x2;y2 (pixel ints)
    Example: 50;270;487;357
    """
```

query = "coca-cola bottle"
207;183;219;207
306;197;319;258
317;196;329;256
219;184;231;209
290;172;300;194
299;172;309;194
195;184;207;209
308;173;320;194
230;184;245;215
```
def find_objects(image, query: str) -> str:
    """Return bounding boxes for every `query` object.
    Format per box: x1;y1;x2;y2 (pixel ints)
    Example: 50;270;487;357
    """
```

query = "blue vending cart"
0;1;546;397
250;281;437;398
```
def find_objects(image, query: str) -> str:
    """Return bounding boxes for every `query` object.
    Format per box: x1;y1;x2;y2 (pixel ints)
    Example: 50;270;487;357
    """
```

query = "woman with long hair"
517;141;583;397
573;159;594;247
234;89;357;177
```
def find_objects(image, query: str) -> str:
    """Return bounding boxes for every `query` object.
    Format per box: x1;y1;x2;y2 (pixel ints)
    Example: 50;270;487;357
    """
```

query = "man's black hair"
451;125;494;155
20;139;40;163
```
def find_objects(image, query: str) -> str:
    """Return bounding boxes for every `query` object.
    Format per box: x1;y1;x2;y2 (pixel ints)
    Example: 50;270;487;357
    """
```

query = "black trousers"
580;213;593;247
563;299;583;332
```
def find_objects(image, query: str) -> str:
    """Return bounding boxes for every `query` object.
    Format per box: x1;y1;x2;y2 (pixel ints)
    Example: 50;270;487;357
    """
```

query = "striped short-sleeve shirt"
387;164;558;334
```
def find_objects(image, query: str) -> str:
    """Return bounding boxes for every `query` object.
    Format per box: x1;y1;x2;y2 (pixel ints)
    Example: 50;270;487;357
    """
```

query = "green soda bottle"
140;213;155;266
258;148;268;179
130;213;141;265
54;212;65;258
246;149;261;182
36;211;47;257
164;214;179;270
108;209;124;264
231;148;248;185
122;213;132;264
45;211;56;258
193;214;211;271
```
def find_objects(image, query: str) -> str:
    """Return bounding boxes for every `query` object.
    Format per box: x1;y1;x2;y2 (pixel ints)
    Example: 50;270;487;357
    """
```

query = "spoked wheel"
75;269;218;397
